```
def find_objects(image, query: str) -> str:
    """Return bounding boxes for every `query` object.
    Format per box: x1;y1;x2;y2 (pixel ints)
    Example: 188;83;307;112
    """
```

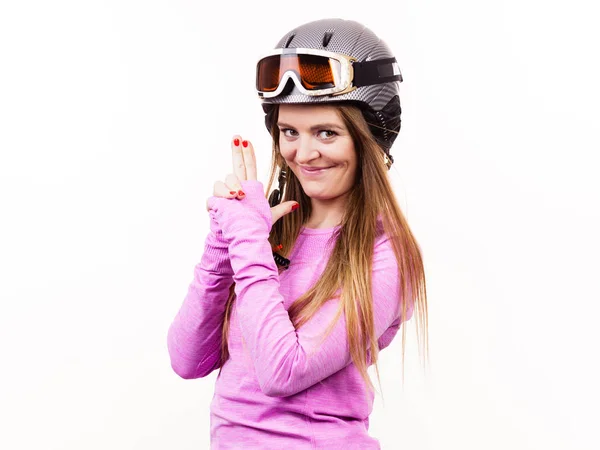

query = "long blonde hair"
219;104;428;393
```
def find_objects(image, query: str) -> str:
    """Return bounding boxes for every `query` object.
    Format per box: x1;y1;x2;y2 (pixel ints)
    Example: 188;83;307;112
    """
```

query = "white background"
1;1;599;449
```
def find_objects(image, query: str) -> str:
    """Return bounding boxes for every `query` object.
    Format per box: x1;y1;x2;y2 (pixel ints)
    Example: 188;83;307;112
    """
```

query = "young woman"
167;18;428;449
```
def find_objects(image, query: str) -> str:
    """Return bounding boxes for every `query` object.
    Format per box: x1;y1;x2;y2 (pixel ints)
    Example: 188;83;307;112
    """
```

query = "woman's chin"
301;188;326;200
301;188;338;202
298;178;352;202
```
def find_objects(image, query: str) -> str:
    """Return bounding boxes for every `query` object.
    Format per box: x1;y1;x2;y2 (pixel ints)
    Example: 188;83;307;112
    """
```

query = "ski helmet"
256;18;403;165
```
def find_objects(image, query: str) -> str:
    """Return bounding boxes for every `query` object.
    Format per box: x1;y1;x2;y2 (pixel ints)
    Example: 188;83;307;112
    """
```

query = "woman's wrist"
208;180;272;243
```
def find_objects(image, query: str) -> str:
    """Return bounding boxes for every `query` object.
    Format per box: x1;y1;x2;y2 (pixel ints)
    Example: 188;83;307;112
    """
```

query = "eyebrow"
277;122;345;131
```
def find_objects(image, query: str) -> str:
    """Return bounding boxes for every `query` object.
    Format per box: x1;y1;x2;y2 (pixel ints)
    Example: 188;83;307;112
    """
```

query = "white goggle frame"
256;48;358;99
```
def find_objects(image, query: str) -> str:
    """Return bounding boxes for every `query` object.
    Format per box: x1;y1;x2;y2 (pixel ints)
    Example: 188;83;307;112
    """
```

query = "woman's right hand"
208;136;250;202
206;135;298;227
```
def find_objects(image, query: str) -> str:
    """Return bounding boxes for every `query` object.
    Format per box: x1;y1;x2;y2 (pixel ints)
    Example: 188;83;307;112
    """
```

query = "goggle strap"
352;57;403;87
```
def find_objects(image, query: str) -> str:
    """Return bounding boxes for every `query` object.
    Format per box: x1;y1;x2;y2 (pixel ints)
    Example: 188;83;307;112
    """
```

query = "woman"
167;18;428;449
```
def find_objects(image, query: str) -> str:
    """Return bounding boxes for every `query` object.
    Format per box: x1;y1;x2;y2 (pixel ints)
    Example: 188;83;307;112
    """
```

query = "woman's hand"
206;135;298;226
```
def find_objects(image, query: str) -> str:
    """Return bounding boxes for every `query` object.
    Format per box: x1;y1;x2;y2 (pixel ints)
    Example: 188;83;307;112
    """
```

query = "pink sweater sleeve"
167;218;234;379
208;180;413;397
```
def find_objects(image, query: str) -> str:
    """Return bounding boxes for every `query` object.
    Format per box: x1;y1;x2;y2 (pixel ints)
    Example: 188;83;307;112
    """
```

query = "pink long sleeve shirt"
167;180;412;449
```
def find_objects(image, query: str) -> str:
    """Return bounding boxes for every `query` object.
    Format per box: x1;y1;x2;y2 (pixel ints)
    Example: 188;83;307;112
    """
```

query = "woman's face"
277;104;358;203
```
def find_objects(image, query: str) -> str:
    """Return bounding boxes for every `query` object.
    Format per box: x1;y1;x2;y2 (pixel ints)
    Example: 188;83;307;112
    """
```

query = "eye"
318;130;337;139
281;128;298;137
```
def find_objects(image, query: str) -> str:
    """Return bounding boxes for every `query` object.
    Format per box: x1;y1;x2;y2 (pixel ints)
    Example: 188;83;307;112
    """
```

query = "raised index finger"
231;135;246;181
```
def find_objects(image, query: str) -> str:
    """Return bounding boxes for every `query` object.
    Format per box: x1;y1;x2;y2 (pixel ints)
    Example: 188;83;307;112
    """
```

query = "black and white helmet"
258;18;403;163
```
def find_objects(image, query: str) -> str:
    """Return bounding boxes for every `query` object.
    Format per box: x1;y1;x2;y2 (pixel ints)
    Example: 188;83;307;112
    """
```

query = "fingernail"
242;140;248;148
233;138;240;146
229;191;236;195
291;203;299;211
238;190;245;197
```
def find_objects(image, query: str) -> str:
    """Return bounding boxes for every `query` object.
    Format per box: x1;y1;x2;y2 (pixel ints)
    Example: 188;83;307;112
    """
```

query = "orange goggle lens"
256;54;341;92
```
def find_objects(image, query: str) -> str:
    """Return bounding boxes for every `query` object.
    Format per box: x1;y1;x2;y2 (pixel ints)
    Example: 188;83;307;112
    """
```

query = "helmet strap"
269;165;291;269
353;58;403;87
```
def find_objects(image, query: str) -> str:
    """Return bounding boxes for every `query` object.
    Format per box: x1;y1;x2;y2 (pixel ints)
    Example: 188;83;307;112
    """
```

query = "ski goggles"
256;48;403;99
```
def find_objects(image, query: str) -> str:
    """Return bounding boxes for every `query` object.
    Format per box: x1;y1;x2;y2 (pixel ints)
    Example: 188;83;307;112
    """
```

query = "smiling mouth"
300;166;334;174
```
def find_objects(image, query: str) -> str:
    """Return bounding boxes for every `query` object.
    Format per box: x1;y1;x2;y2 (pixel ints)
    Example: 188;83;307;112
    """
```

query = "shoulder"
373;217;415;323
371;216;400;283
371;224;404;329
373;216;397;264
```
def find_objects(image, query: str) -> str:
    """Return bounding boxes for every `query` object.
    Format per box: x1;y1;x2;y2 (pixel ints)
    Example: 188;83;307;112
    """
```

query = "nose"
294;136;321;165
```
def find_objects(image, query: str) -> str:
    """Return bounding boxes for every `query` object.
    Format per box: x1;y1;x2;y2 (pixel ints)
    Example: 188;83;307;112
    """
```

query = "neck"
304;193;350;229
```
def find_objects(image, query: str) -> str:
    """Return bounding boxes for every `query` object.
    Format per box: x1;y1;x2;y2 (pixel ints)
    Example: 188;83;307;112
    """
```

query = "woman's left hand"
206;135;298;226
